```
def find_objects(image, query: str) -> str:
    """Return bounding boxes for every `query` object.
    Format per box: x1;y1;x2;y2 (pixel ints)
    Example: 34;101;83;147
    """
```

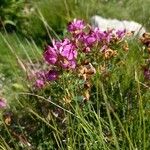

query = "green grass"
0;0;150;149
22;0;150;43
0;33;42;102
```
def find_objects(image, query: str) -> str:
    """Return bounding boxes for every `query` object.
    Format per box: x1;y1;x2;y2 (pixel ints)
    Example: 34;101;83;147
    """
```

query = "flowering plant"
30;19;130;102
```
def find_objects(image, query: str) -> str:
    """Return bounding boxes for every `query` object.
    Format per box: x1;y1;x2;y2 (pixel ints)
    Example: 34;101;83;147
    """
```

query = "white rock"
91;15;146;37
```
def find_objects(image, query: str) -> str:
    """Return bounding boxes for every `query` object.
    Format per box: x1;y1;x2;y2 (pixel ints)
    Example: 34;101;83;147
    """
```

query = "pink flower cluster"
44;39;77;69
67;20;126;53
67;19;85;33
34;70;58;89
35;19;127;88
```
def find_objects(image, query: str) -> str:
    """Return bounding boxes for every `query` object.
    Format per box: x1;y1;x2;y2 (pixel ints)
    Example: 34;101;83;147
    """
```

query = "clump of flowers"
44;39;77;69
33;19;128;95
67;19;85;33
27;67;59;89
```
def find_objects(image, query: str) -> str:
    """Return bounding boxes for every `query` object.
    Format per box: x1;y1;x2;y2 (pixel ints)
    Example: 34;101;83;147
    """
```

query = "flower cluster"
44;39;77;69
34;19;127;89
67;19;85;33
70;25;126;56
33;70;59;89
26;63;59;89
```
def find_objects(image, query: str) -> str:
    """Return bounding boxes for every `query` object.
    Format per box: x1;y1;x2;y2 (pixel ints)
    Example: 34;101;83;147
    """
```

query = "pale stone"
91;15;146;37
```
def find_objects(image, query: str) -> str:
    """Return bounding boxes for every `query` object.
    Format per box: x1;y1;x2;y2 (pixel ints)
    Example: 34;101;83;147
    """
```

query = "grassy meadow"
0;0;150;149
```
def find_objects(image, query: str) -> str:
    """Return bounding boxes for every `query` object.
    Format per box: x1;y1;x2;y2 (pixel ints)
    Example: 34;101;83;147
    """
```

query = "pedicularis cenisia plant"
31;19;131;102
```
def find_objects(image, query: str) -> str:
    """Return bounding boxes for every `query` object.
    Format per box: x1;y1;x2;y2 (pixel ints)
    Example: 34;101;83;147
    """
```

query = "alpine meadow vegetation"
0;0;150;150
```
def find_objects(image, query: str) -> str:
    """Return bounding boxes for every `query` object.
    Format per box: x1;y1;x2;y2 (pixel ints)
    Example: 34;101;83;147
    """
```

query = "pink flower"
83;47;91;53
59;39;77;60
67;19;85;32
0;99;6;109
61;59;76;69
35;79;45;88
34;71;48;88
100;45;108;52
46;70;58;81
74;32;96;53
44;39;77;70
92;28;112;43
44;46;58;65
85;36;96;45
116;29;126;38
79;32;96;45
